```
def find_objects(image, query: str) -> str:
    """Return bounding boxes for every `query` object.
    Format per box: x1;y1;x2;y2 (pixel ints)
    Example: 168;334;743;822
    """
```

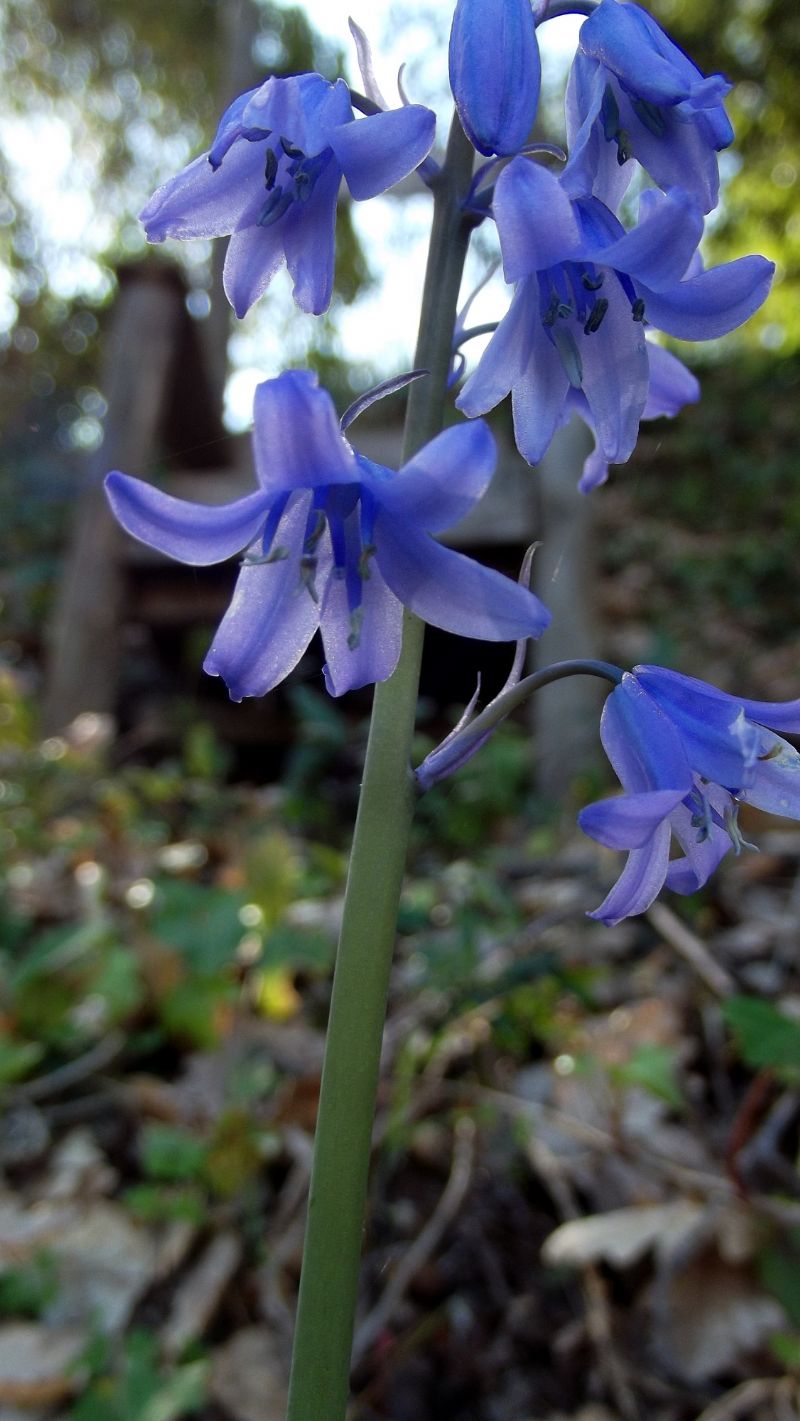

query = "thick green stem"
286;114;476;1421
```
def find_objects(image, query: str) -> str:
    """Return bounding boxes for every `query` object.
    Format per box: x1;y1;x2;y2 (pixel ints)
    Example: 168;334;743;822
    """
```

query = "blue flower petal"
281;157;342;314
578;274;648;462
642;343;700;418
584;187;704;291
374;516;551;641
327;105;436;201
738;730;800;820
321;562;403;696
223;221;286;319
373;420;497;532
640;255;775;341
632;666;760;789
587;822;672;925
140;140;265;242
563;52;632;210
580;0;717;108
242;74;352;157
203;494;324;701
448;0;541;157
457;282;536;419
613;83;722;213
104;473;271;565
510;312;572;465
251;371;358;492
600;677;693;793
665;798;732;893
208;87;260;168
579;788;687;849
493;159;583;283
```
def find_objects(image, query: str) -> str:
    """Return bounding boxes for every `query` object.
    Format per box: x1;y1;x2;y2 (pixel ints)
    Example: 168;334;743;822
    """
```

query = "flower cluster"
580;668;800;924
104;0;787;925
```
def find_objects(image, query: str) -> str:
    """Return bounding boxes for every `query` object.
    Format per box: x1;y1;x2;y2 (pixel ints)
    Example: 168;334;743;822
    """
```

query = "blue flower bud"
448;0;541;158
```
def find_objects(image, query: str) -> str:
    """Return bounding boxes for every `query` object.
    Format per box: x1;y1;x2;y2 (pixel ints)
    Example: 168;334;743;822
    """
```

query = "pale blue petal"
510;311;571;465
457;282;536;418
374;516;551;640
494;159;583;282
373;420;496;532
640;256;775;341
320;562;403;695
642;343;700;417
580;788;687;848
105;472;271;566
242;74;352;158
563;53;632;210
585;188;704;291
203;495;324;701
587;822;672;924
327;105;436;200
208;87;260;168
615;84;721;213
281;158;341;314
579;275;648;462
738;729;800;819
141;140;265;241
251;370;358;492
665;799;731;893
223;220;286;318
448;0;540;157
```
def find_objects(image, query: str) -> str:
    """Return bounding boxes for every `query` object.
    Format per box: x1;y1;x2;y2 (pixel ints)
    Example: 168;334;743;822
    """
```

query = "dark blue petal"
327;105;436;201
374;420;496;532
639;255;775;341
320;562;404;695
203;494;323;701
208;87;260;168
601;677;693;794
665;798;732;893
251;371;358;493
632;666;760;789
373;516;551;641
105;472;271;565
448;0;541;157
493;159;583;282
613;82;722;213
581;0;720;109
563;54;633;210
586;822;672;924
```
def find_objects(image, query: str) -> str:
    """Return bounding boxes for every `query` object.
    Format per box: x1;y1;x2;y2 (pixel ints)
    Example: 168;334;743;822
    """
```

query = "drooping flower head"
457;159;773;471
448;0;541;158
105;371;550;702
562;0;734;213
580;667;800;924
141;72;436;317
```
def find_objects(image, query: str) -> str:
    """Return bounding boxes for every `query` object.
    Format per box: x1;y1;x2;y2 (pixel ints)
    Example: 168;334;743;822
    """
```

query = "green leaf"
770;1332;800;1370
0;1037;44;1085
149;880;247;974
613;1044;686;1109
139;1123;208;1183
723;995;800;1074
761;1244;800;1328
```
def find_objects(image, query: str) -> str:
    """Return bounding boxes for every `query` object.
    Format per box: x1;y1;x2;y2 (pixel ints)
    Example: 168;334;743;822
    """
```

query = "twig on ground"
646;902;736;997
12;1030;126;1102
694;1376;800;1421
352;1116;476;1363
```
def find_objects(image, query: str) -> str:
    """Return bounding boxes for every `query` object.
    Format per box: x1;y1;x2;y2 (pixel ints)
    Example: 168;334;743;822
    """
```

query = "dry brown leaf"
43;1202;158;1334
660;1252;787;1383
210;1326;288;1421
542;1201;705;1270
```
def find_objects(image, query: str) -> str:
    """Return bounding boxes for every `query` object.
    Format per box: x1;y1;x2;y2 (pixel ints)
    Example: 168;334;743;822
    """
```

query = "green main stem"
286;114;477;1421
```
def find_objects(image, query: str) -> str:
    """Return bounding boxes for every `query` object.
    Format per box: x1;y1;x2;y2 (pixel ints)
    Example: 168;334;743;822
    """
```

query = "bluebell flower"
457;160;773;469
140;73;436;317
105;371;550;701
580;667;800;924
449;0;541;157
562;0;734;214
